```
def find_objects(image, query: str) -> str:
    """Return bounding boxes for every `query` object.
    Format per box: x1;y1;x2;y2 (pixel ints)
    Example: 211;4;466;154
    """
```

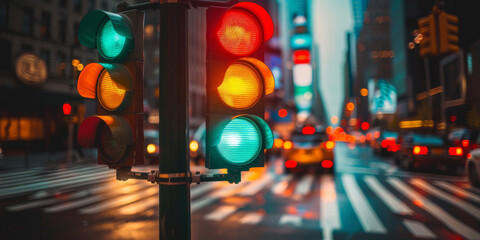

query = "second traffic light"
76;10;144;169
206;2;275;172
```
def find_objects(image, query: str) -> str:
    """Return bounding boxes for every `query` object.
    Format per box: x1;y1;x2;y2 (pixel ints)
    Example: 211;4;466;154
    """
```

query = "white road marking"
271;175;293;195
342;174;386;233
403;219;436;239
7;190;90;211
0;168;43;180
337;166;379;175
238;173;273;196
278;214;302;227
0;165;105;188
320;175;341;240
388;177;480;240
191;182;247;213
204;206;237;221
435;181;480;203
191;182;219;199
364;175;412;215
411;179;480;220
239;212;264;224
0;171;115;199
294;174;315;197
118;196;158;215
78;187;158;214
43;182;147;213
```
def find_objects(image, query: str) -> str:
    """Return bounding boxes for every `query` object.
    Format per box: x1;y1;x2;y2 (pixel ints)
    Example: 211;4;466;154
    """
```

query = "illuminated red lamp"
322;160;333;168
302;126;315;135
63;103;72;115
450;115;457;122
413;146;428;155
293;50;310;64
462;140;470;147
448;147;463;156
285;160;297;168
278;108;288;118
467;153;472;159
361;122;370;131
217;2;273;56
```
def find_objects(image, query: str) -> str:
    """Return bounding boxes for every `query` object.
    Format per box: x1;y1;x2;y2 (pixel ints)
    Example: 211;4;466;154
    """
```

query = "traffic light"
206;2;275;172
418;14;438;57
76;10;145;169
438;11;459;54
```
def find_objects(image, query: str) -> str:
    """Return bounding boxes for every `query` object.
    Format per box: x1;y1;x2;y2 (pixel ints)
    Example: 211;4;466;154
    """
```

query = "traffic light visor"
79;10;133;60
78;115;134;148
217;117;262;165
77;63;133;111
217;58;274;109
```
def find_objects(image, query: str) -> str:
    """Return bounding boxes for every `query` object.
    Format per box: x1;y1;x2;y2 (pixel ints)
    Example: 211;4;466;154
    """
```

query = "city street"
1;142;478;240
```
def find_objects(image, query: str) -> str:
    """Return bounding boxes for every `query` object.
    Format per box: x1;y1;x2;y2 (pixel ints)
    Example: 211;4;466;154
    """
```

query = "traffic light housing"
76;10;144;169
418;14;437;57
206;2;275;172
438;11;459;54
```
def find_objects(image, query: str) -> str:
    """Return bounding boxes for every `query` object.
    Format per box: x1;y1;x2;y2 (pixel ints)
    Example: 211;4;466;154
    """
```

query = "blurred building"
0;0;118;156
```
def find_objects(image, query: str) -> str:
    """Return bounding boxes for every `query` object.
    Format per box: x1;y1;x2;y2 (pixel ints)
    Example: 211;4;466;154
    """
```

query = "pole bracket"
116;169;242;184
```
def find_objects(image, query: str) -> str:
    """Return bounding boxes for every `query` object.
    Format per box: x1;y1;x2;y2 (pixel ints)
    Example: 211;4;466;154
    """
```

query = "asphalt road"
0;142;479;240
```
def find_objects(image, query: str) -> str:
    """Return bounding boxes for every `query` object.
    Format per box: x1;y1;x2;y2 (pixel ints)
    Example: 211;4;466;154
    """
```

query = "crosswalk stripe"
239;212;263;224
238;173;273;196
271;175;293;195
0;165;104;188
411;179;480;220
118;196;158;215
320;175;341;240
364;175;412;215
0;168;43;180
191;182;247;213
435;181;480;203
44;182;149;213
7;190;90;211
388;177;480;240
204;206;237;221
403;219;436;239
0;171;116;199
342;174;386;234
191;182;219;199
278;214;302;227
294;174;315;196
78;187;158;214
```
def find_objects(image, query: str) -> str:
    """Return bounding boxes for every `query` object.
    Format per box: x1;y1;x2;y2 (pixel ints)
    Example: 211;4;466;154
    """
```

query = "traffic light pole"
158;2;190;240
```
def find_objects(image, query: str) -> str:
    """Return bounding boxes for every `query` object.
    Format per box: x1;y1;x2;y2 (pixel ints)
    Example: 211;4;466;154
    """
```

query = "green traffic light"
217;117;261;165
98;19;128;59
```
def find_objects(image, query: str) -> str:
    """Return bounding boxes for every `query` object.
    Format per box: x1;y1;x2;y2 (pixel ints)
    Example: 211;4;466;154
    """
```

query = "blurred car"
265;131;283;162
446;128;480;171
466;146;480;187
284;126;335;174
144;129;159;164
371;130;399;156
190;122;206;165
395;133;447;171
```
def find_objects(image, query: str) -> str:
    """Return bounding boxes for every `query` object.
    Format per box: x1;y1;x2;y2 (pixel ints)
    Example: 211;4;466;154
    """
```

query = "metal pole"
158;2;190;240
67;122;73;162
424;57;433;120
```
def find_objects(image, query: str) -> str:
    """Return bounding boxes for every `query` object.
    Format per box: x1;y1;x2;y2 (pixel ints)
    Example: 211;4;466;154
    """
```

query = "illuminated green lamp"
78;10;133;61
217;115;273;165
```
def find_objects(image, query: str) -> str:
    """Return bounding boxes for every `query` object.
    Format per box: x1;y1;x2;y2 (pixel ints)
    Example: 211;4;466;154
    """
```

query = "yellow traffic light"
438;11;459;54
418;14;437;57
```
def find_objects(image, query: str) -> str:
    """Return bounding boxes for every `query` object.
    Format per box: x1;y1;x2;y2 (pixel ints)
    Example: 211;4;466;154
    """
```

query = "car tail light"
381;140;388;148
302;126;315;135
467;153;472;159
285;160;297;168
283;141;293;150
462;140;470;147
322;160;333;168
325;141;335;150
390;144;400;152
413;146;428;155
448;147;463;156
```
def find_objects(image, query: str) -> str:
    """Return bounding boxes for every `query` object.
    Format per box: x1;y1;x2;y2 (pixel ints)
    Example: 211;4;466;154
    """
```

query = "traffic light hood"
78;115;134;148
232;2;273;42
79;10;133;50
77;63;133;100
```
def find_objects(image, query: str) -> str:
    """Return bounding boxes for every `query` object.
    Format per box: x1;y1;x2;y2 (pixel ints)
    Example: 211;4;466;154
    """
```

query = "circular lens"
217;9;262;56
217;117;261;165
99;125;128;163
217;63;262;109
97;69;126;111
98;19;128;59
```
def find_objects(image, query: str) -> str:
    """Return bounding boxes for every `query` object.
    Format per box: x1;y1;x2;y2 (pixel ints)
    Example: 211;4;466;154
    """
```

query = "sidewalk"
0;149;97;170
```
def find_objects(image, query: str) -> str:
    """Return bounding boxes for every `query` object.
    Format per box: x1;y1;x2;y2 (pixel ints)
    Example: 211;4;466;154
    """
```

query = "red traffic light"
278;109;288;118
361;122;370;131
293;50;310;64
63;103;72;115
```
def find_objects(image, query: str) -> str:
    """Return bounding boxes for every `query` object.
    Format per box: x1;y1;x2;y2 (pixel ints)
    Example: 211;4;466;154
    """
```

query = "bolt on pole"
158;2;190;240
